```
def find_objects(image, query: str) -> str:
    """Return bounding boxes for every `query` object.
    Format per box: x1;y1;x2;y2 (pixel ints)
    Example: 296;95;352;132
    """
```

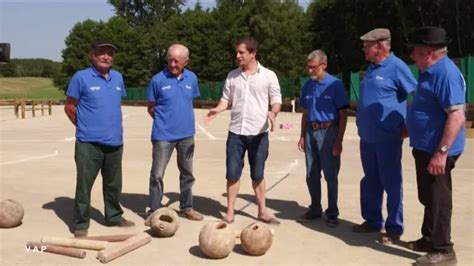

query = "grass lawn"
0;77;65;101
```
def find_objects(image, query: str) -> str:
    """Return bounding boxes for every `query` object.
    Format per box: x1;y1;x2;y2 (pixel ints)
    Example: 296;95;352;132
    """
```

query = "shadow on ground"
297;218;421;260
120;192;242;221
42;196;107;233
235;193;420;260
235;193;307;221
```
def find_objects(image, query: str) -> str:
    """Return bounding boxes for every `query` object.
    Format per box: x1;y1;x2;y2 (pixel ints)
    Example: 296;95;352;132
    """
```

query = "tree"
108;0;185;27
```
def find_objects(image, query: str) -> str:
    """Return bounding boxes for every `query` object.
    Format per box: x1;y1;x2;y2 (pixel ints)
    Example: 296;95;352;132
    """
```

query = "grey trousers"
148;136;195;212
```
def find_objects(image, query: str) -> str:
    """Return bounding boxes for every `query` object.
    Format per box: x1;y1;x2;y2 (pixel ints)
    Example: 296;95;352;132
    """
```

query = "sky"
0;0;216;61
0;0;309;62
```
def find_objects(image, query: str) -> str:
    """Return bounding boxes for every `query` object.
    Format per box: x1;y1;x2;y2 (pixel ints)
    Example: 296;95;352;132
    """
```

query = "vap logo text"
25;245;46;253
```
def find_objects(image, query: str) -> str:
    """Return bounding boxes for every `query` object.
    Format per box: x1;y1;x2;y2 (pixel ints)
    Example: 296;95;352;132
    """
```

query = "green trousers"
74;141;124;230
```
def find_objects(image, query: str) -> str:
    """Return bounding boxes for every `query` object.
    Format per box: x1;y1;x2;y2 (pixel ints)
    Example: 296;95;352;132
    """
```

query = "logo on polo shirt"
376;75;384;80
90;86;101;91
324;95;332;100
161;85;171;91
185;85;192;90
116;87;122;91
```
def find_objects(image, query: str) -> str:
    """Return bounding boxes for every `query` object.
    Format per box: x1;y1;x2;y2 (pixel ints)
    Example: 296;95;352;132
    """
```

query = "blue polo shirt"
299;73;349;123
147;68;200;141
66;66;126;146
356;53;417;142
406;56;466;156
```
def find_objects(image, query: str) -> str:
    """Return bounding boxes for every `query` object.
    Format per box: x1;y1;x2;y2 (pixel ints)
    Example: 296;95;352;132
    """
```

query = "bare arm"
204;100;230;125
64;96;79;126
297;110;307;152
147;102;155;119
267;103;281;132
332;108;348;156
428;109;465;175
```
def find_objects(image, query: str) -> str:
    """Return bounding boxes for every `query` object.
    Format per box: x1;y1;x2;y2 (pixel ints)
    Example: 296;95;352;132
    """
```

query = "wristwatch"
438;145;449;153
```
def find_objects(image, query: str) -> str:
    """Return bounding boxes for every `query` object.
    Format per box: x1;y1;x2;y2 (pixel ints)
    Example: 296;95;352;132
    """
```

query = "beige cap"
360;28;391;41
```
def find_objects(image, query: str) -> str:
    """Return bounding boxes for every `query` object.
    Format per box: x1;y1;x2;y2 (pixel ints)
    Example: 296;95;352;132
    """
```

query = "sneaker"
180;209;204;221
415;251;456;265
73;229;88;238
296;211;322;223
107;217;135;227
352;221;381;233
408;237;433;252
325;217;339;227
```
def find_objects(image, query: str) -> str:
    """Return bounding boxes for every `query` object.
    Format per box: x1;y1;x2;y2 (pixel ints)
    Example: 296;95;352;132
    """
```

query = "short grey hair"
167;44;189;60
307;49;327;63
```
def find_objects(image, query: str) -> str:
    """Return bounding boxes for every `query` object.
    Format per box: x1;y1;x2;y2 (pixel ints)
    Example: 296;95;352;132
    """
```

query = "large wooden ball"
150;207;179;237
0;199;24;228
240;222;273;256
199;221;235;259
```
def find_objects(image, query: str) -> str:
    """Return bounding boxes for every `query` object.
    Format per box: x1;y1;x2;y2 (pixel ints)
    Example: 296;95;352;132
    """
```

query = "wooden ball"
240;222;273;256
150;207;179;237
199;221;235;259
0;199;24;228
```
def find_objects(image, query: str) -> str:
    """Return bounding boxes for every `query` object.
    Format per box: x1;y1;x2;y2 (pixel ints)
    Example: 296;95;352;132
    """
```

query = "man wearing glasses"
296;49;349;227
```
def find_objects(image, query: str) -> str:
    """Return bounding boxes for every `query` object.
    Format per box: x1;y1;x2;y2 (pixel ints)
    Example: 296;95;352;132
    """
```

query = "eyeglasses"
307;63;324;70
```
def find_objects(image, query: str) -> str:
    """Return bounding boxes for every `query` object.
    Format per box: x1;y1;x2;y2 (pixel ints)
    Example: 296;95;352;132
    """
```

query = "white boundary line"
0;150;59;165
196;122;217;140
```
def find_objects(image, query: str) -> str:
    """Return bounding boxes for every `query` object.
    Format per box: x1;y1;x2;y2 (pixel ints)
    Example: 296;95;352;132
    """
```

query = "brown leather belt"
309;121;333;130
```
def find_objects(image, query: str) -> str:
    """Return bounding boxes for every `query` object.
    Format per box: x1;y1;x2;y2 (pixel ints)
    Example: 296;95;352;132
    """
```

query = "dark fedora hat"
408;26;451;47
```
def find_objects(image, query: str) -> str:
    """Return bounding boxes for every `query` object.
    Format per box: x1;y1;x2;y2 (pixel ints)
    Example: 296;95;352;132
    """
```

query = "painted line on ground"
0;150;59;165
196;122;217;140
237;159;299;213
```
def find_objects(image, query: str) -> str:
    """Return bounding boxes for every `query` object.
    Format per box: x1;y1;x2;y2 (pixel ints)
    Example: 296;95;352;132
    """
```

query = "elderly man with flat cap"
407;26;466;265
65;40;135;237
353;28;417;244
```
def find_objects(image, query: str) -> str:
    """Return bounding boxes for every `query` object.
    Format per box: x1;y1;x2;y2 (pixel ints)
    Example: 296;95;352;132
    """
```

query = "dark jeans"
148;137;195;213
412;149;460;253
74;141;124;230
225;132;269;181
304;125;340;219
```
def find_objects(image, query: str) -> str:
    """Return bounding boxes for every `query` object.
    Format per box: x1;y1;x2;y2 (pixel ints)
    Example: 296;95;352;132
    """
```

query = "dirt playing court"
0;106;472;265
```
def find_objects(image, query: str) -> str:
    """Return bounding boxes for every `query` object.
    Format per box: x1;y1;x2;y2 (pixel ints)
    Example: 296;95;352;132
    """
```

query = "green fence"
125;56;474;103
350;56;474;104
125;77;299;101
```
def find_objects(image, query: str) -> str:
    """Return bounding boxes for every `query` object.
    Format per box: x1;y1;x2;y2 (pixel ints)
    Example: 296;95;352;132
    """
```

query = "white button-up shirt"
221;63;282;136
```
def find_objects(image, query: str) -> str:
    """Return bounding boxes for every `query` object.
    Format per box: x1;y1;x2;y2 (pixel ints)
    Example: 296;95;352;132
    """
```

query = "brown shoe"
181;209;204;221
416;251;456;265
408;237;433;252
352;221;381;233
107;217;135;227
73;229;88;238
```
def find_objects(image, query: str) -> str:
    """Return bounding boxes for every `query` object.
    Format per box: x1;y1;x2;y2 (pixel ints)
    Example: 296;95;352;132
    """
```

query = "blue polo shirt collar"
422;55;448;75
90;66;112;80
163;68;188;80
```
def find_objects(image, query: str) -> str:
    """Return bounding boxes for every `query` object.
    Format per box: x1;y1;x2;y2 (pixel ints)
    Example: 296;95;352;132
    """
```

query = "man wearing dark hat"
354;28;417;244
65;40;135;237
407;26;466;265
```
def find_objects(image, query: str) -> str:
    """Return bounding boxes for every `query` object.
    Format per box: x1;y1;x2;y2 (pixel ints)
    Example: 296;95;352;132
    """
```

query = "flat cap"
360;28;391;42
90;40;117;51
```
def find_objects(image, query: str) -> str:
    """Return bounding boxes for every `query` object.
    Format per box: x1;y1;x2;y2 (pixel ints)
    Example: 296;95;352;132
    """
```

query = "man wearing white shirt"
205;37;282;224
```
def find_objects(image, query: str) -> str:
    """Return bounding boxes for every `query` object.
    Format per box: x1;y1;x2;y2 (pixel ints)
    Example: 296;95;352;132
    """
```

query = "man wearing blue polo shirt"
407;26;466;265
354;28;417;244
146;44;203;222
65;40;135;238
296;50;349;227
